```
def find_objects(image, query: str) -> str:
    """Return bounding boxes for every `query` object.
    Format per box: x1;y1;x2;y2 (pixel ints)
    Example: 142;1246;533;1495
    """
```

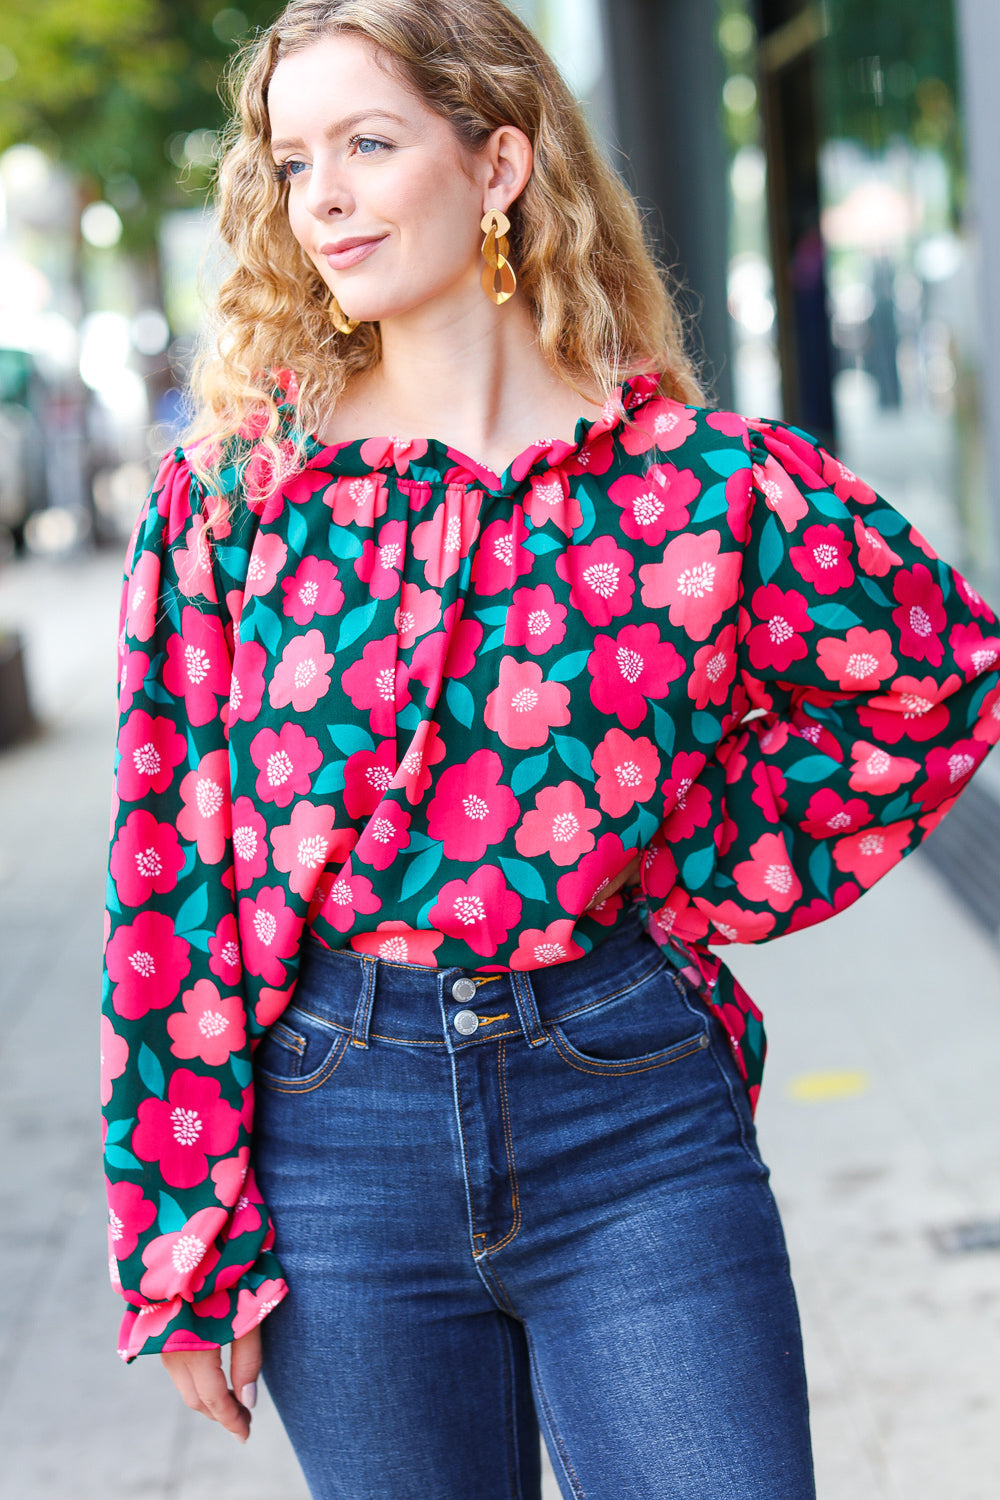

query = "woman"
101;2;1000;1496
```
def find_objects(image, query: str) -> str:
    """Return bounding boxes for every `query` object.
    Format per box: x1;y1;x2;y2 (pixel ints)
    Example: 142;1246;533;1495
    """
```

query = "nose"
303;155;354;220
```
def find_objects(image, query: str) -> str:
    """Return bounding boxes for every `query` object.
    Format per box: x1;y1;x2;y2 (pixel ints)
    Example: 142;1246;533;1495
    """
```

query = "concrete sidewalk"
0;547;998;1499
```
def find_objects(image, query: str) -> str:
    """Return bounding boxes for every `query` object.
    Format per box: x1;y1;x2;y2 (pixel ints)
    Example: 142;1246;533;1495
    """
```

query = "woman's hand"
161;1326;262;1443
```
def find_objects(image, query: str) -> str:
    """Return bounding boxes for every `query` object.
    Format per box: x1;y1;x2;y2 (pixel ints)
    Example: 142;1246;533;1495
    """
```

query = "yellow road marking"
787;1070;870;1102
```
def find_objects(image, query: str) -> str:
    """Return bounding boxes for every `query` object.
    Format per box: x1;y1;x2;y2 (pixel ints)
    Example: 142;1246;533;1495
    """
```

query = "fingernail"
240;1381;258;1410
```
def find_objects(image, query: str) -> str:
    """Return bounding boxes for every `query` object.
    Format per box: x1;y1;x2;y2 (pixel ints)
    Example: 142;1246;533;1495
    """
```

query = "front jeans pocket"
254;1004;350;1093
547;952;711;1075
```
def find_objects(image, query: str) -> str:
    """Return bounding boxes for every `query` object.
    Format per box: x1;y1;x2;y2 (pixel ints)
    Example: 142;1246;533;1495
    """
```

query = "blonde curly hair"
188;0;705;519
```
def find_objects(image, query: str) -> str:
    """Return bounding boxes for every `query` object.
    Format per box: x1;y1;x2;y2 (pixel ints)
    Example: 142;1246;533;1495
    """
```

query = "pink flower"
948;622;1000;679
892;565;947;665
228;640;267;725
592;729;661;818
789;523;855;594
509;919;585;970
555;534;636;627
815;626;897;691
556;833;631;921
281;555;344;624
349;923;444;966
786;882;860;933
344;740;397;819
588;623;685;728
232;1278;288;1339
732;831;802;912
692;898;777;943
744;585;814;673
659;750;713;841
973;684;1000;745
393;582;442;649
390;719;447;805
239;885;300;983
110;809;185;907
484;657;571;750
523;469;582;536
210;1145;250;1207
118;1298;184;1359
426;750;520;861
470;513;534;595
429;866;523;957
167;978;246;1065
853;516;901;577
268;629;336;712
609;464;700;544
124;550;160;642
800;788;872;838
249;723;324;808
358;435;429;473
118;647;150;715
106;910;191;1020
231;796;269;890
847;741;921;795
132;1070;241;1190
324;472;389;527
273;801;352;899
341;636;412;737
639;530;742;641
857;673;961;744
355;519;407;599
504;584;567;655
688;625;738;710
162;607;231;727
620;398;697;454
139;1207;228;1302
832;822;913;888
101;1016;129;1106
106;1178;155;1262
116;709;187;801
515;781;602;866
707;410;750;439
208;913;242;986
313;868;382;931
409;601;483;691
174;515;218;603
955;572;997;623
913;739;989;811
821;450;877;507
411;487;482;585
176;749;231;864
648;888;711;944
352;800;412;871
752;455;809;532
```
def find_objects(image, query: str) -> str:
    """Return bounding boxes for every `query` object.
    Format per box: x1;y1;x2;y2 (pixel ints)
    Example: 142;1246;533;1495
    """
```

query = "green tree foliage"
0;0;280;244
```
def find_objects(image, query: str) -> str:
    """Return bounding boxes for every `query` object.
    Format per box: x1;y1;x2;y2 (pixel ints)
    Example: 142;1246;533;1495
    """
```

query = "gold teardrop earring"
480;209;517;306
328;294;359;336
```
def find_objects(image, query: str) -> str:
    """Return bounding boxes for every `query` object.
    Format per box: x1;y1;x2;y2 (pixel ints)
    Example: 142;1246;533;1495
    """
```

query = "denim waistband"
289;907;675;1052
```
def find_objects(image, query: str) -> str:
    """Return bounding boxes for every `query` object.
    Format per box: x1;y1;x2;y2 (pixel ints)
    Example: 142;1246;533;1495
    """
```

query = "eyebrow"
270;110;410;153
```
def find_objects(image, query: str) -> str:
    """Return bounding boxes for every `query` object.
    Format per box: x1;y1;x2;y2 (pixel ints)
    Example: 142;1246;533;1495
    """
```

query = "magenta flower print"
821;449;877;507
523;470;582;537
132;1069;241;1190
359;435;429;474
101;1015;129;1106
391;719;447;805
688;625;738;710
620;397;697;454
639;530;742;641
857;673;961;744
427;750;520;861
351;800;412;872
504;584;567;656
555;534;636;627
411;487;482;585
831;821;913;889
118;647;150;715
592;729;661;818
470;512;535;595
174;515;218;603
410;601;484;691
556;833;630;920
816;626;897;691
948;621;1000;679
231;796;268;890
249;723;323;808
429;866;523;957
515;781;602;866
341;636;411;737
847;741;921;795
110;809;185;907
107;1179;156;1263
394;582;442;649
238;885;300;984
139;1207;228;1302
660;750;713;841
913;738;988;811
313;867;382;932
268;629;336;713
800;788;872;839
789;523;855;595
116;709;187;801
246;536;289;598
162;607;231;727
350;922;444;966
208;913;242;986
280;556;344;624
853;515;901;577
228;640;267;726
344;740;397;820
732;832;802;913
693;897;776;943
744;585;814;673
355;519;407;599
324;471;389;527
973;683;1000;745
608;464;700;544
176;749;230;864
587;623;685;728
509;919;585;970
955;572;997;623
232;1279;288;1340
786;882;860;934
210;1145;250;1208
752;454;810;532
167;978;246;1066
892;565;947;666
484;657;571;750
125;549;160;642
106;910;190;1020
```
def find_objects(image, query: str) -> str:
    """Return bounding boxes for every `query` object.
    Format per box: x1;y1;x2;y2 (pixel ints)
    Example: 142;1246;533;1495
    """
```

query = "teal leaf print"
214;545;249;576
337;599;379;651
809;603;863;630
175;883;209;935
758;512;784;585
808;840;831;901
511;749;551;798
691;711;721;746
105;1117;134;1144
105;872;121;915
682;845;716;891
474;606;511;625
328;723;375;756
865;507;909;536
481;625;507;653
178;843;199;882
784;754;842;783
499;856;548;900
105;1145;142;1172
650;701;676;759
404;831;437;853
312;760;347;795
158;1193;188;1233
400;843;444;902
857;575;893;609
703;449;748;478
328;525;363;559
138;1043;166;1099
621;806;660;847
692;483;729;522
396;701;423;730
881;792;914;823
252;603;284;656
573;480;597;541
446;679;475;728
936;558;951;601
552;732;597;781
548;651;591;683
286;504;308;555
525;533;562;555
806;488;849;519
230;1054;253;1088
182;929;214;952
143;677;175;706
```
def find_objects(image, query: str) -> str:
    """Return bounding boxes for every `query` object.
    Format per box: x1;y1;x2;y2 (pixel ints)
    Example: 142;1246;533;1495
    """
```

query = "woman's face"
267;33;496;326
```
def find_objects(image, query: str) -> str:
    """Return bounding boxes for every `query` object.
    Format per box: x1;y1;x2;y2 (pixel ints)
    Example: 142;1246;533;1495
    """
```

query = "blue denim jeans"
253;909;815;1499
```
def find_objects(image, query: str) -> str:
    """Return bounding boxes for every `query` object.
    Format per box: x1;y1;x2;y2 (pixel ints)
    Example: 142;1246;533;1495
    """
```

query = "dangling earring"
328;294;358;336
481;209;517;305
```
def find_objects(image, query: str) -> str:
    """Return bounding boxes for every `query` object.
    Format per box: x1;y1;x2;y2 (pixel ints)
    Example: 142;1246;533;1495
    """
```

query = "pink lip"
319;236;387;269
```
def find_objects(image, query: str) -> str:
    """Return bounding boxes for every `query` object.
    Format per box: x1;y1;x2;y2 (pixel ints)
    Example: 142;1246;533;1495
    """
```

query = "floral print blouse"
102;372;1000;1359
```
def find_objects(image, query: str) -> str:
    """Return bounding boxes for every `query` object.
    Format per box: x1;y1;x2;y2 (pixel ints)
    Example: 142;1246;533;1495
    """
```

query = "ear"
480;125;533;215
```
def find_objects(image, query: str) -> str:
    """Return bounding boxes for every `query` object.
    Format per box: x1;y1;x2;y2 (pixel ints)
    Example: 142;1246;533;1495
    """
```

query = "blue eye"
272;159;307;183
351;136;389;156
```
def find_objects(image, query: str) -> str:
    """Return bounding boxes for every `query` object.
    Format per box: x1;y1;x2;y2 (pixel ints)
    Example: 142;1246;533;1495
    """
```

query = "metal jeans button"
453;1009;480;1036
451;977;477;1003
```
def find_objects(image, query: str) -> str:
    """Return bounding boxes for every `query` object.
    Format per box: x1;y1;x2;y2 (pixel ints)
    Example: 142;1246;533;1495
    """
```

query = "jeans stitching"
484;1038;521;1255
451;1063;482;1246
547;1026;709;1076
497;1314;525;1500
257;1031;350;1094
524;1324;587;1500
544;960;679;1025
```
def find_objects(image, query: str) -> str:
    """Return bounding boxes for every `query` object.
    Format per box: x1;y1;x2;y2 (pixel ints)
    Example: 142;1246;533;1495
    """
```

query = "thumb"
229;1326;262;1410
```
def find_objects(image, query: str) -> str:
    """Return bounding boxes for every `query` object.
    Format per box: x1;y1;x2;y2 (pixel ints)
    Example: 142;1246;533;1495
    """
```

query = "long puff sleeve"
102;452;288;1360
639;419;1000;1102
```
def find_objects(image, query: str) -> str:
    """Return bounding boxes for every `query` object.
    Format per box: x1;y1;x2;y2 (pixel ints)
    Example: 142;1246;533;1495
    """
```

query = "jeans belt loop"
351;954;378;1049
510;969;549;1049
